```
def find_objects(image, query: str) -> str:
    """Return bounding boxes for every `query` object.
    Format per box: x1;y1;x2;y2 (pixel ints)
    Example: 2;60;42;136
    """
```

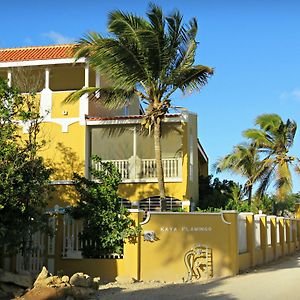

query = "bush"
67;156;140;257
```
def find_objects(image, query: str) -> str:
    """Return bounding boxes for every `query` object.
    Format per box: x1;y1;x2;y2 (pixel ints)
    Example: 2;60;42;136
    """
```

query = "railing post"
54;214;64;274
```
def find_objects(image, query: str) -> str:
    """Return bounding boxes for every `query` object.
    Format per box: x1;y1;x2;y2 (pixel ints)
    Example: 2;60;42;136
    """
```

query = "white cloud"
43;31;75;44
280;89;300;102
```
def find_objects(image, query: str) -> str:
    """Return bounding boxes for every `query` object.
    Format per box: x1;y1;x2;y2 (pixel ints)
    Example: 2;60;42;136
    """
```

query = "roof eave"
0;57;86;68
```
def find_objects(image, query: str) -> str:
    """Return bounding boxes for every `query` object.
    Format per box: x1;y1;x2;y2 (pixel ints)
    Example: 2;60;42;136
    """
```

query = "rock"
21;286;68;300
62;275;70;283
69;286;95;299
21;285;95;300
0;282;24;297
92;277;101;289
47;276;63;287
115;275;135;284
33;267;50;287
70;273;93;288
0;270;32;288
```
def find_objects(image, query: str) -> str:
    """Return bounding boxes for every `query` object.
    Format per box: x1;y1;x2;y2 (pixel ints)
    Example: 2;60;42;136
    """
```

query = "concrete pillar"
270;216;277;260
223;211;239;276
278;217;285;257
286;218;291;255
246;214;255;267
123;209;144;281
260;215;267;263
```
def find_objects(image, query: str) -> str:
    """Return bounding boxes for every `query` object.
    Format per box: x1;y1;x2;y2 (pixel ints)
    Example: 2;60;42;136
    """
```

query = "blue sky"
1;0;300;193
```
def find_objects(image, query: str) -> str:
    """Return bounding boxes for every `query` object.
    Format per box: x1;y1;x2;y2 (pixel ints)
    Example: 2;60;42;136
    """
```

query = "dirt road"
94;253;300;300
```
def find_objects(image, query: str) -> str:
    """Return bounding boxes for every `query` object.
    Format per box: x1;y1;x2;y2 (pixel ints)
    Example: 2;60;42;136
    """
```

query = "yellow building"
0;44;208;211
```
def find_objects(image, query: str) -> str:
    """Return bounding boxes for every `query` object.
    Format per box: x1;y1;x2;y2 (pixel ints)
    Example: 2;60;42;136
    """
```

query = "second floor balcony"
88;116;184;183
92;156;182;183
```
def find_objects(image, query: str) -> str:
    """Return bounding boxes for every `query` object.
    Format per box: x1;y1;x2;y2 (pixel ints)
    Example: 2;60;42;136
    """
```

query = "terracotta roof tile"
0;44;76;62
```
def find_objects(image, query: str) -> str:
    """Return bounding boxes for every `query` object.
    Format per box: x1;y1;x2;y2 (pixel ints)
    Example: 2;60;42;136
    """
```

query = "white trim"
220;212;232;225
19;118;80;134
239;212;254;216
49;180;75;185
128;209;144;213
181;200;190;207
79;94;88;125
0;57;86;68
140;211;151;225
7;71;12;87
133;126;137;157
45;68;50;89
40;87;52;119
198;141;208;163
85;126;90;178
86;117;184;126
84;64;89;87
120;178;182;183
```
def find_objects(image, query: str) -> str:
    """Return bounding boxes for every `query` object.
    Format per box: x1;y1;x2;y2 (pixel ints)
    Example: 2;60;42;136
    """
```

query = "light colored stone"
48;275;63;287
70;273;93;288
0;270;32;288
62;275;70;283
92;277;101;289
33;266;50;287
115;275;135;284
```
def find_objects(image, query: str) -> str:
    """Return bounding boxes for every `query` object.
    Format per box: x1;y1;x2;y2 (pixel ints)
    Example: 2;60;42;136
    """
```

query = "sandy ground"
92;253;300;300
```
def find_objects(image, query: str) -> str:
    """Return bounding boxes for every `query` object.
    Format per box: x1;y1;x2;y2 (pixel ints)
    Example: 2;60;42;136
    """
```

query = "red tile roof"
0;44;76;62
86;114;182;121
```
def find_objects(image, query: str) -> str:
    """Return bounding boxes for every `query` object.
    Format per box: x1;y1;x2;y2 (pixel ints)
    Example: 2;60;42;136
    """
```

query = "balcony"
92;156;182;183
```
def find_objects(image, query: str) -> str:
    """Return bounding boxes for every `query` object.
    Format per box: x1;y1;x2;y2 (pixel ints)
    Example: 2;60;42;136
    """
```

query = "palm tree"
243;114;298;200
215;144;262;205
65;4;213;207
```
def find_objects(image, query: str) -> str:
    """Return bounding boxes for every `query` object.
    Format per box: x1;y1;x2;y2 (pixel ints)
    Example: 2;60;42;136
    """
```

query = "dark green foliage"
255;193;298;216
67;156;139;257
198;175;242;210
0;78;52;256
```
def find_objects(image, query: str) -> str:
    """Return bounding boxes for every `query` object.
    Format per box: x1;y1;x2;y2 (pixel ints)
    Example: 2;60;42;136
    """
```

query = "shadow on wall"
46;142;84;206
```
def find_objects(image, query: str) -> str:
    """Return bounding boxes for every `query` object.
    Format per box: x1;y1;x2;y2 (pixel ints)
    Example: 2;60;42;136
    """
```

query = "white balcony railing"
93;156;182;182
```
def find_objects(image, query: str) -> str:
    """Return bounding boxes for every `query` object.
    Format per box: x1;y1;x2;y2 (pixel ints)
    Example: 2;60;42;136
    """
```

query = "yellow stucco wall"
51;92;80;118
140;212;238;281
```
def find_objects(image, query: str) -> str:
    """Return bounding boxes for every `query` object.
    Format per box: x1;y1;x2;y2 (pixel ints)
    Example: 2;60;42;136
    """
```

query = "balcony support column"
79;64;89;124
7;70;12;87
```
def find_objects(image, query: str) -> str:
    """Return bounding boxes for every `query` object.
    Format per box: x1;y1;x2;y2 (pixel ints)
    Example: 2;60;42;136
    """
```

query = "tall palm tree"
215;144;262;205
243;114;298;200
65;4;213;207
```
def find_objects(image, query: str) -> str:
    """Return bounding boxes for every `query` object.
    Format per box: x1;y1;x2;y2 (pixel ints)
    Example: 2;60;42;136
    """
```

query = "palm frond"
274;162;292;200
243;128;273;149
165;65;213;98
255;114;282;131
64;87;134;109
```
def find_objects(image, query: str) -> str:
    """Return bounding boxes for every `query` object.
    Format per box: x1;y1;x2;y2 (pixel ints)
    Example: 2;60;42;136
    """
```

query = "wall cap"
128;209;144;213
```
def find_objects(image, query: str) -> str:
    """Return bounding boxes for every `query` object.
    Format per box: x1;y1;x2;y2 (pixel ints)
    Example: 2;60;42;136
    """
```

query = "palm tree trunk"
248;185;252;206
154;120;166;211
